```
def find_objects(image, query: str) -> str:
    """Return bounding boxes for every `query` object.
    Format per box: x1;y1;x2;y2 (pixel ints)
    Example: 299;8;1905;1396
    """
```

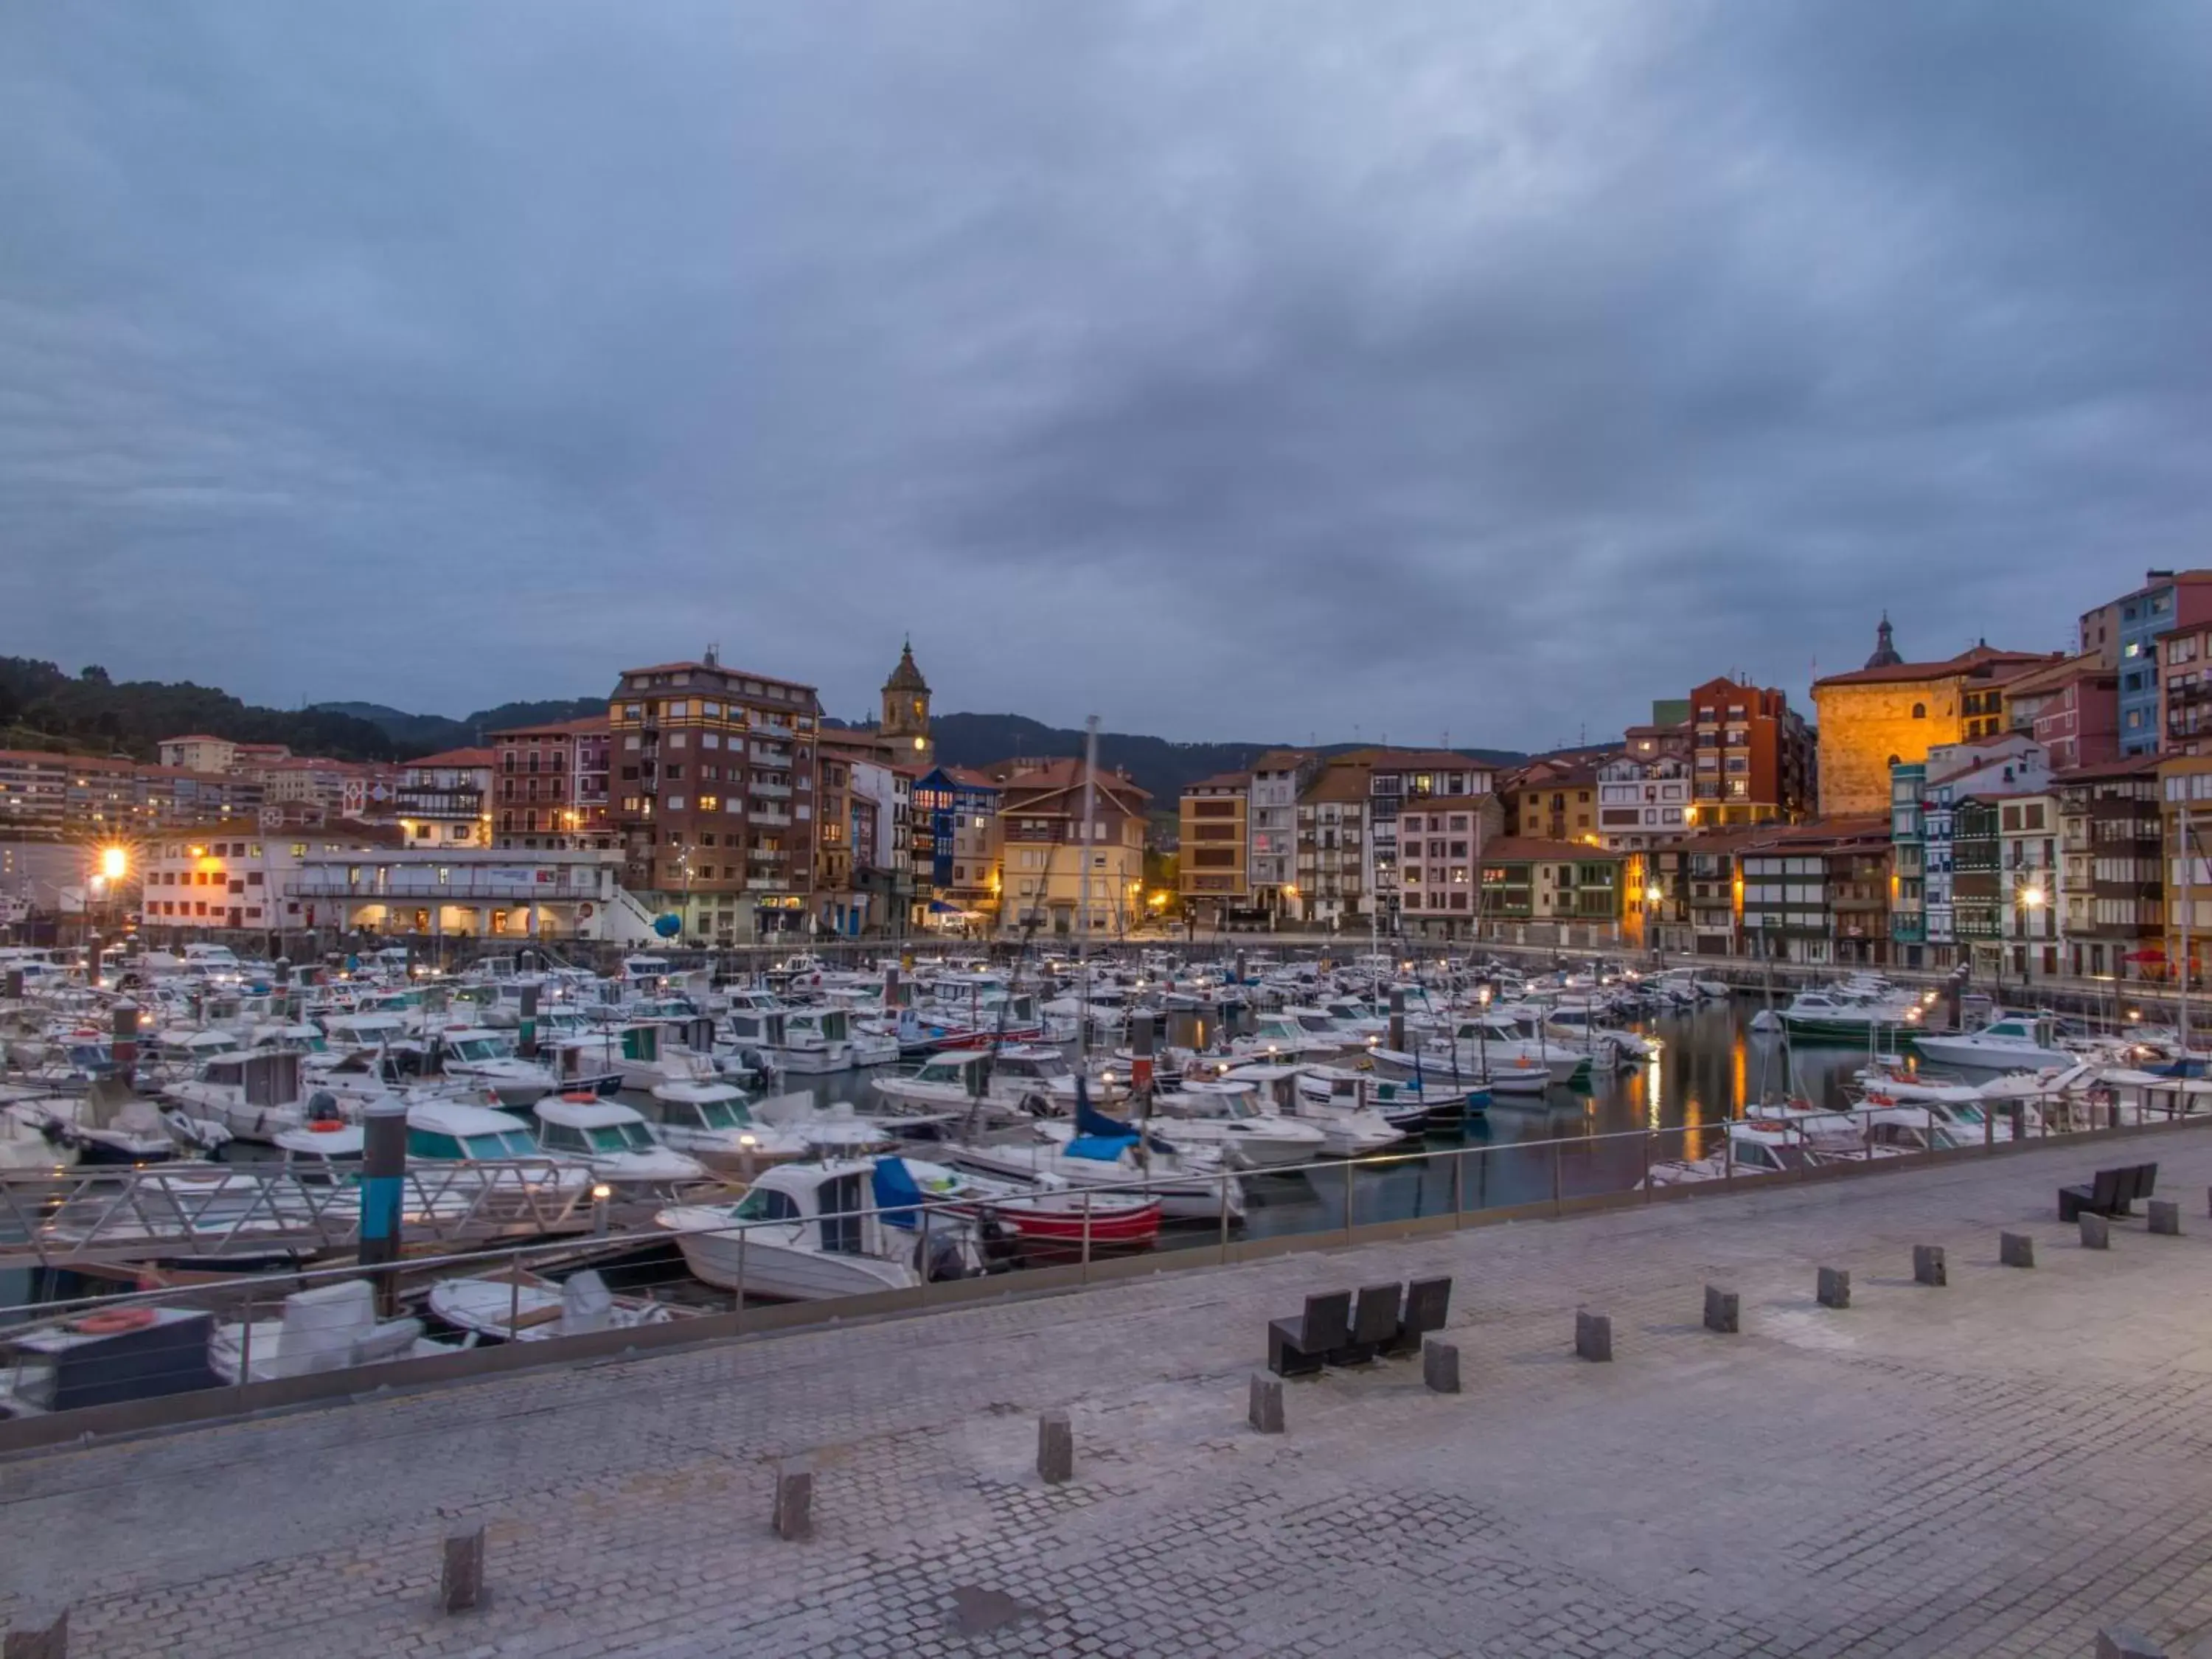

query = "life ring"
308;1118;347;1133
578;902;594;919
72;1307;159;1336
561;1091;599;1103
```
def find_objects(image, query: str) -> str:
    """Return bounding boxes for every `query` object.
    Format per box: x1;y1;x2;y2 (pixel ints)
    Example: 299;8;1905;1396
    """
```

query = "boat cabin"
532;1098;662;1157
405;1102;542;1161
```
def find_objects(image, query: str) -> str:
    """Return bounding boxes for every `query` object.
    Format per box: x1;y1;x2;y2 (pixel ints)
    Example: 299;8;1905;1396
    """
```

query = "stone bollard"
1248;1372;1285;1434
1913;1245;1947;1287
772;1457;815;1540
1703;1284;1739;1335
439;1525;484;1614
1;1605;68;1659
2080;1212;2111;1251
1574;1310;1613;1363
2000;1232;2036;1269
1422;1338;1461;1394
1037;1411;1074;1485
2149;1200;2181;1237
1817;1267;1851;1310
2095;1624;2167;1658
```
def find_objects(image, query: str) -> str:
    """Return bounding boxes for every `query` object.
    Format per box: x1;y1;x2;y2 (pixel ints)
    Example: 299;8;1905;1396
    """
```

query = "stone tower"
881;639;933;764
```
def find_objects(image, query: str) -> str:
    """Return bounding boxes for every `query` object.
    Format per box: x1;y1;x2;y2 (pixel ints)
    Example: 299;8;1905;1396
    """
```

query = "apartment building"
1901;735;2049;971
490;716;613;851
2055;757;2160;982
1295;759;1372;926
608;654;820;943
1399;796;1506;936
1475;838;1625;939
1736;817;1891;966
1685;677;1814;827
1594;754;1691;849
0;751;267;842
987;757;1150;938
911;765;1000;925
1503;759;1598;842
2079;569;2212;754
394;748;495;848
1179;771;1250;927
1247;749;1318;920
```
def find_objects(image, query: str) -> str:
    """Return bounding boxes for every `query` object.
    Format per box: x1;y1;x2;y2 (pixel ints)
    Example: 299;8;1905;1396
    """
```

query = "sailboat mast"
2182;802;2193;1057
1077;716;1099;1060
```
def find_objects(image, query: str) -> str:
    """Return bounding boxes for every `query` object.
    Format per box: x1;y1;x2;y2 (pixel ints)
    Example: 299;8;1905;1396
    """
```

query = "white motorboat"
426;1267;688;1343
776;1007;859;1074
160;1048;316;1144
529;1096;708;1187
1644;1116;1870;1186
211;1279;455;1382
1220;1063;1405;1154
429;1028;559;1106
746;1092;907;1158
1150;1081;1328;1168
0;1105;78;1172
869;1046;1113;1119
645;1081;820;1171
657;1160;986;1301
1912;1014;2077;1073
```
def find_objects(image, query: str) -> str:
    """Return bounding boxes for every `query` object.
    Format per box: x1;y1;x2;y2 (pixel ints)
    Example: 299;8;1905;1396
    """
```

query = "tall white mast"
1077;715;1099;1059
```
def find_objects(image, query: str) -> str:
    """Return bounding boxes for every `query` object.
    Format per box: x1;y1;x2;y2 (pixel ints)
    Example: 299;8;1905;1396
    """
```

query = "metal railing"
0;1094;2197;1441
0;1159;602;1270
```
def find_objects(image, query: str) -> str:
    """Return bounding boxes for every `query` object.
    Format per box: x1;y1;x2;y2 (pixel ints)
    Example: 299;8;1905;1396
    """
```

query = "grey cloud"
1;1;2208;741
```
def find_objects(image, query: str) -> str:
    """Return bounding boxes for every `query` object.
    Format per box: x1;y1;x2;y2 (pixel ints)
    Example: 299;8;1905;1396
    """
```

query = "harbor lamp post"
2016;881;2047;987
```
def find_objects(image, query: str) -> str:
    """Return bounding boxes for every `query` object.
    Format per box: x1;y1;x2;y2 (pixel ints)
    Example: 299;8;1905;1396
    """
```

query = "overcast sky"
3;3;2208;748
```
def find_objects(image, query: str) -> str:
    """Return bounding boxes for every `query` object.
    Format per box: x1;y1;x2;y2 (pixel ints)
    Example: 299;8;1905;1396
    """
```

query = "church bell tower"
881;639;933;765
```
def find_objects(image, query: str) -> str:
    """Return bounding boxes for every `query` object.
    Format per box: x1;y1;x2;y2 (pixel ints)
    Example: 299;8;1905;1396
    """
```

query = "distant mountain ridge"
311;698;607;756
0;653;1525;793
924;712;1524;803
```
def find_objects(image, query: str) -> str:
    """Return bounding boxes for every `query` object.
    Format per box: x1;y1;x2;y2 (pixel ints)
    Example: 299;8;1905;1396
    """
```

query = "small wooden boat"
425;1265;690;1343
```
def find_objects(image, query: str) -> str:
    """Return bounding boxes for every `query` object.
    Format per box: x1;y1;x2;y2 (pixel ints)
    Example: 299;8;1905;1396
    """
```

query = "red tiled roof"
1814;645;2058;689
1183;771;1251;793
406;747;495;769
489;714;611;739
1481;835;1624;861
2052;756;2160;784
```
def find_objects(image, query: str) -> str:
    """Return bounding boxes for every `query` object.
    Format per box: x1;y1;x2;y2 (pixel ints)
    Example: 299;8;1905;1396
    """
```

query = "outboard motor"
974;1207;1021;1271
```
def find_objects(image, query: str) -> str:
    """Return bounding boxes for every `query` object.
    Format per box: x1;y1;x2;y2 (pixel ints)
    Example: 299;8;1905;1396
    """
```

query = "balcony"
751;742;794;765
750;779;793;799
751;807;793;827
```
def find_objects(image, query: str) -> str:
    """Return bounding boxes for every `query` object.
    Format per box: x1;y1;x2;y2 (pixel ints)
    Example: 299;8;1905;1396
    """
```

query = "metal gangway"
0;1160;607;1271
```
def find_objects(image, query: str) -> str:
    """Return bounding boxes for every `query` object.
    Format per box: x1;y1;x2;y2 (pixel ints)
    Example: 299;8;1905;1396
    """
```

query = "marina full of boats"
0;939;2203;1425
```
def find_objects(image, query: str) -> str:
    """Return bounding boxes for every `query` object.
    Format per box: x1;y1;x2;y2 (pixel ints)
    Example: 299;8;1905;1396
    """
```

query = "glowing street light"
2019;885;2047;909
99;846;128;883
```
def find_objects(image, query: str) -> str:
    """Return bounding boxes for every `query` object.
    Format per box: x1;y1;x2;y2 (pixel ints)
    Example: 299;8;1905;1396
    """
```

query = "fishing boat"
1149;1080;1329;1168
656;1160;990;1300
425;1267;689;1343
528;1096;708;1187
1911;1013;2076;1072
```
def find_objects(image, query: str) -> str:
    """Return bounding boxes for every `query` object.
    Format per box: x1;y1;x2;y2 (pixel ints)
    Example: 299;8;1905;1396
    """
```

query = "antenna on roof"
703;641;720;668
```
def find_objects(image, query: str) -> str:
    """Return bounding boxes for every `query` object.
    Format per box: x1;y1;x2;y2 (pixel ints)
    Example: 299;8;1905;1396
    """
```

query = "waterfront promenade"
10;1133;2212;1656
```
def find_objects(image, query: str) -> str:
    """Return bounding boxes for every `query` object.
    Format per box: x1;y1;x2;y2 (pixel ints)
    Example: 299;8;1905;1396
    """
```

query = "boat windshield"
461;1130;540;1160
698;1099;754;1130
587;1121;657;1153
451;1037;509;1062
728;1184;799;1222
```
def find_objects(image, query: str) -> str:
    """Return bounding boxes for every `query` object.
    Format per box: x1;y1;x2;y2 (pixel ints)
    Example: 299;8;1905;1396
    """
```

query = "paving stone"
10;1127;2212;1658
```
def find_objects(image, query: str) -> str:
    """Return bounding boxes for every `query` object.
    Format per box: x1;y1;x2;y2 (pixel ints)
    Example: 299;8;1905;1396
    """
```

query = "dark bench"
1330;1283;1403;1366
1382;1276;1453;1359
2059;1162;2158;1222
1268;1291;1352;1377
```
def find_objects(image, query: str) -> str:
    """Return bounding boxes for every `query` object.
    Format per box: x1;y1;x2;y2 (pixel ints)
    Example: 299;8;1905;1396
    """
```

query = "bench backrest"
2135;1162;2159;1200
1403;1276;1452;1335
1303;1290;1352;1349
2092;1166;2126;1209
1352;1282;1401;1343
